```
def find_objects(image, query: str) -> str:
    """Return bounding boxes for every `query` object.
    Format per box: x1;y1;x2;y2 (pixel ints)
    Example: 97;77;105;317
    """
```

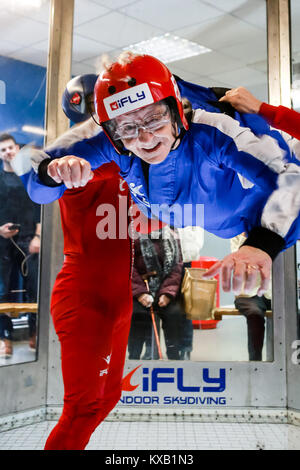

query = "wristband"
242;227;286;260
38;158;63;187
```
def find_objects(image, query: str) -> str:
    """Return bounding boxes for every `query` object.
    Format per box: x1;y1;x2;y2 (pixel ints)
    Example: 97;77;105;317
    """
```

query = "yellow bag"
181;268;217;320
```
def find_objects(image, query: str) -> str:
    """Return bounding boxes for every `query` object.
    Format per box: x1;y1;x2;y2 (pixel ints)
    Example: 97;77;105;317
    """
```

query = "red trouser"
44;257;132;450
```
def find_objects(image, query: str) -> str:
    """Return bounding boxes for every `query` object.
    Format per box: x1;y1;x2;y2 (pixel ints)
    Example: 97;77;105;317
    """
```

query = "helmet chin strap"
90;111;101;127
170;133;181;151
170;124;185;151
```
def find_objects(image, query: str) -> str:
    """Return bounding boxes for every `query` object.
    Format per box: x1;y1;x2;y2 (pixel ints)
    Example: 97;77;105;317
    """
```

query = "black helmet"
62;73;98;123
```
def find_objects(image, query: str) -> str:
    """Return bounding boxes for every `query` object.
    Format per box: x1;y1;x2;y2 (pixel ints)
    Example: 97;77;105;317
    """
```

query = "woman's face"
114;102;178;164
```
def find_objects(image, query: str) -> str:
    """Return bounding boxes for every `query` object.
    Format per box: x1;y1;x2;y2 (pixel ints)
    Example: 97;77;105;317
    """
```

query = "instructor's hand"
219;87;262;114
202;246;272;297
47;156;94;189
158;294;171;308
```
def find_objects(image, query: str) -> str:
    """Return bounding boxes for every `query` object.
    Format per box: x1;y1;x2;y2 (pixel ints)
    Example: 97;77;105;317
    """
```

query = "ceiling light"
124;33;211;64
0;0;47;12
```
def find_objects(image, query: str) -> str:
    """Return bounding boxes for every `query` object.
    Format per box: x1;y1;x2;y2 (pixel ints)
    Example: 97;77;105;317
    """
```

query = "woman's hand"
202;245;272;296
158;294;171;308
47;156;94;189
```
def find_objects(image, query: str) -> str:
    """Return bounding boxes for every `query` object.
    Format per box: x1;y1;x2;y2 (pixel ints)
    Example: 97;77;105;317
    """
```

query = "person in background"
128;226;183;360
0;133;40;358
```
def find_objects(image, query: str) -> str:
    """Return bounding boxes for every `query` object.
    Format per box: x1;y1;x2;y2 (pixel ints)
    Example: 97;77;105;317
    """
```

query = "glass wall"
0;0;50;366
291;0;300;339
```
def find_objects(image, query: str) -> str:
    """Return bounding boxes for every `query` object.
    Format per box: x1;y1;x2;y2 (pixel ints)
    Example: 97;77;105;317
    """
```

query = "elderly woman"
26;53;300;296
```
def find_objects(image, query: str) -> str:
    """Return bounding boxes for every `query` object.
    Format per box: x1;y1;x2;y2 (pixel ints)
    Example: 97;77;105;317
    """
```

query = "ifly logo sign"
104;83;154;119
121;366;227;405
0;80;6;104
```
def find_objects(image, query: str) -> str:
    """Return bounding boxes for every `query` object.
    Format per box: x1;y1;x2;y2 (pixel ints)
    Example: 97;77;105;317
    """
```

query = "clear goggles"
112;109;170;140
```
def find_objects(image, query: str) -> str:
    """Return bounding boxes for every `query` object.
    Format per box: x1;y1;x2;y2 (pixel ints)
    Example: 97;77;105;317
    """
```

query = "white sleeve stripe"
11;146;49;175
192;109;300;239
261;163;300;237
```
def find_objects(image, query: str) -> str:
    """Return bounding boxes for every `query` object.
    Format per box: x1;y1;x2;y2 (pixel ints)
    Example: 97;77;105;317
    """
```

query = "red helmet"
94;54;189;153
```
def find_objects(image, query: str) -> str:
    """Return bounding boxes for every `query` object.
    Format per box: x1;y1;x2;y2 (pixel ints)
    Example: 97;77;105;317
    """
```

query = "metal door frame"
0;0;74;428
1;0;300;428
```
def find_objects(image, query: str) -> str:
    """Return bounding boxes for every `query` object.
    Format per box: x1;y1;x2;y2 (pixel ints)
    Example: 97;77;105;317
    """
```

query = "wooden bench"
212;307;272;321
0;303;38;318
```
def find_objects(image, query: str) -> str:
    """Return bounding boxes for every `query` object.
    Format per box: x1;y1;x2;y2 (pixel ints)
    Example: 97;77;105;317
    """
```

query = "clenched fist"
47;156;94;189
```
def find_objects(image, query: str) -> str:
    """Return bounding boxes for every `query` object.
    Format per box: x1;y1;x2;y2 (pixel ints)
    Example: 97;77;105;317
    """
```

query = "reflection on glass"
128;227;184;361
291;0;300;113
0;134;40;363
71;0;272;362
297;241;300;337
99;0;270;362
291;0;300;341
0;0;49;365
127;227;273;362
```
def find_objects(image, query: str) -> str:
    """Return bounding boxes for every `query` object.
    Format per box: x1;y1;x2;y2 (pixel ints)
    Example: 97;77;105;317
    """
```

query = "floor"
129;315;267;362
0;317;297;451
0;420;300;450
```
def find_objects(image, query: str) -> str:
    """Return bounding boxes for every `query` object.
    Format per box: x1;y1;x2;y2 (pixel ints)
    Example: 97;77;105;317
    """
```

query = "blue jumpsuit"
25;106;300;259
